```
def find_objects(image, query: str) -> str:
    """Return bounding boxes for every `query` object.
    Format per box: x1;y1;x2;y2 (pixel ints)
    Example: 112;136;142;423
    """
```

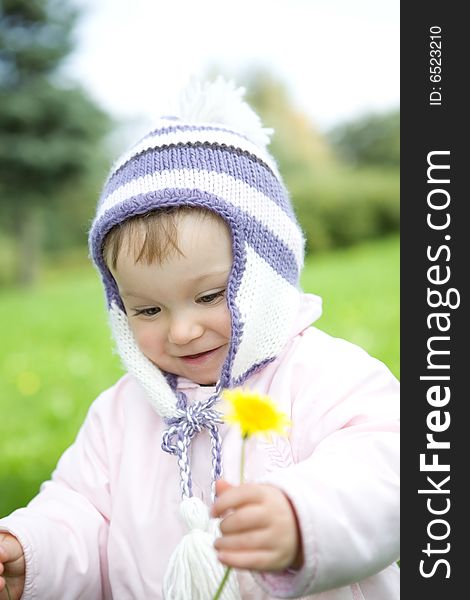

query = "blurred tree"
205;66;399;253
0;0;111;285
241;69;334;176
327;110;399;168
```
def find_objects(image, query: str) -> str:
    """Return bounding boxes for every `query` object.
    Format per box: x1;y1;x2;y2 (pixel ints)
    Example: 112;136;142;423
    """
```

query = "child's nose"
168;315;204;345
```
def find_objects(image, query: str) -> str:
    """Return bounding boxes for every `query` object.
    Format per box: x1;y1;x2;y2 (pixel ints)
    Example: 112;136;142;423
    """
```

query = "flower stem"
212;566;232;600
212;434;249;600
5;582;12;600
240;434;247;484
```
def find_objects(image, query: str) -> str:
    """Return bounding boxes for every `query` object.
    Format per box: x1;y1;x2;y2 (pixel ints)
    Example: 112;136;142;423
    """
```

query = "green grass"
0;270;123;516
301;234;400;378
0;235;399;517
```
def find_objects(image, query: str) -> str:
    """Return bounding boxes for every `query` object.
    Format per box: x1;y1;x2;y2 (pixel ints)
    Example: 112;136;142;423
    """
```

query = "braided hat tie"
162;391;223;500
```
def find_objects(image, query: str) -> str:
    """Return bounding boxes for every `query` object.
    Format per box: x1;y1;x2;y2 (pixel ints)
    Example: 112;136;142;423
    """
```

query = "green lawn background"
0;235;399;517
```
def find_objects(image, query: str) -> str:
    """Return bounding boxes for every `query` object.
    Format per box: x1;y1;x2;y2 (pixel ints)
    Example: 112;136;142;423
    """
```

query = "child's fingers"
0;538;24;586
211;483;267;518
214;479;233;497
0;535;22;564
214;528;271;553
0;575;23;600
216;548;277;572
0;576;10;598
218;505;269;535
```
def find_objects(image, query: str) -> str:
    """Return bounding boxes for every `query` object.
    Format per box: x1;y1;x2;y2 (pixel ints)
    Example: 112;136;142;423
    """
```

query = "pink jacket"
0;295;400;599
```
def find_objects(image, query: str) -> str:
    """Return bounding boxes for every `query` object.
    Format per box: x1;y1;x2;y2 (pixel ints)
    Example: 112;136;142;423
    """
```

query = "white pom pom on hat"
176;76;274;150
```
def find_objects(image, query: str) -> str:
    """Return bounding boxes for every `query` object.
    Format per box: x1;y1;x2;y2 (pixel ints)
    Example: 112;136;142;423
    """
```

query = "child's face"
110;213;232;385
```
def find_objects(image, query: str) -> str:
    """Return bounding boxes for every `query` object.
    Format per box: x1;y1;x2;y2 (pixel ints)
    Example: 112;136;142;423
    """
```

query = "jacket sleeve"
255;331;400;598
0;384;122;600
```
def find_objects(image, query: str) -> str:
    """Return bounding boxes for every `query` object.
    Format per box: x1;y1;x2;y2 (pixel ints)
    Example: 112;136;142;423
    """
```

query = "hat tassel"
162;497;241;600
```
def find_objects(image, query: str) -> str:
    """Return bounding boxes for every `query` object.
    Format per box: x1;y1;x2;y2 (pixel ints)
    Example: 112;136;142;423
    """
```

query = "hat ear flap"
228;243;302;384
109;302;178;418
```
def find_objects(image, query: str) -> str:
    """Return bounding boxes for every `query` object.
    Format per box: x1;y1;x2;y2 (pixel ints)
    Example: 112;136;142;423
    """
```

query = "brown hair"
102;207;224;270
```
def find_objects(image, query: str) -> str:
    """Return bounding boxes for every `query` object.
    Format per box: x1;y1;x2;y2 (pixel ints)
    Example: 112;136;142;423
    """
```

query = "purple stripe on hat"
101;143;293;219
90;189;300;292
244;216;300;285
116;123;257;184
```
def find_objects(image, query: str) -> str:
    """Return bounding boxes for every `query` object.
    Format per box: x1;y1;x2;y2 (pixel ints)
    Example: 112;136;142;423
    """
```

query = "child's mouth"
180;347;221;364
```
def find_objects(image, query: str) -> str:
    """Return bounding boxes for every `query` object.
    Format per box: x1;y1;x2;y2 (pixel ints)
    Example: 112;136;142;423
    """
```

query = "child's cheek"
132;323;162;359
218;304;232;338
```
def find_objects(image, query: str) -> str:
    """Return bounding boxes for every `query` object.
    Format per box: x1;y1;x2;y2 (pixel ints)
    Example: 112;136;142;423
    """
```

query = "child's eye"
133;307;161;317
197;290;225;304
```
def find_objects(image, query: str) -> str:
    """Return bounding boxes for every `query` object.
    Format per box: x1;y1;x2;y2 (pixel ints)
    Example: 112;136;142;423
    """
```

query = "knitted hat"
89;78;305;598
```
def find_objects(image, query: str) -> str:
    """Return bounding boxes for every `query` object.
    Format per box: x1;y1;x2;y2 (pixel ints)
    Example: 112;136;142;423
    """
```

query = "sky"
65;0;399;135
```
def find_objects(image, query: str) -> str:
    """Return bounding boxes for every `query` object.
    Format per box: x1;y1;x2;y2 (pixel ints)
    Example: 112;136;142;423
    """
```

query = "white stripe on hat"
113;125;279;175
231;244;302;380
95;169;304;267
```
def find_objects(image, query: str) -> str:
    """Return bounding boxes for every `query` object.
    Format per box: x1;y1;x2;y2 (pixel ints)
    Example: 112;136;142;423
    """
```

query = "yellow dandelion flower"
222;388;290;438
212;388;290;600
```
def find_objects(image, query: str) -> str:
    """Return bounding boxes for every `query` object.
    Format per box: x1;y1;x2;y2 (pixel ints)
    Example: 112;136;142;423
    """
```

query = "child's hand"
211;479;303;572
0;533;25;600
